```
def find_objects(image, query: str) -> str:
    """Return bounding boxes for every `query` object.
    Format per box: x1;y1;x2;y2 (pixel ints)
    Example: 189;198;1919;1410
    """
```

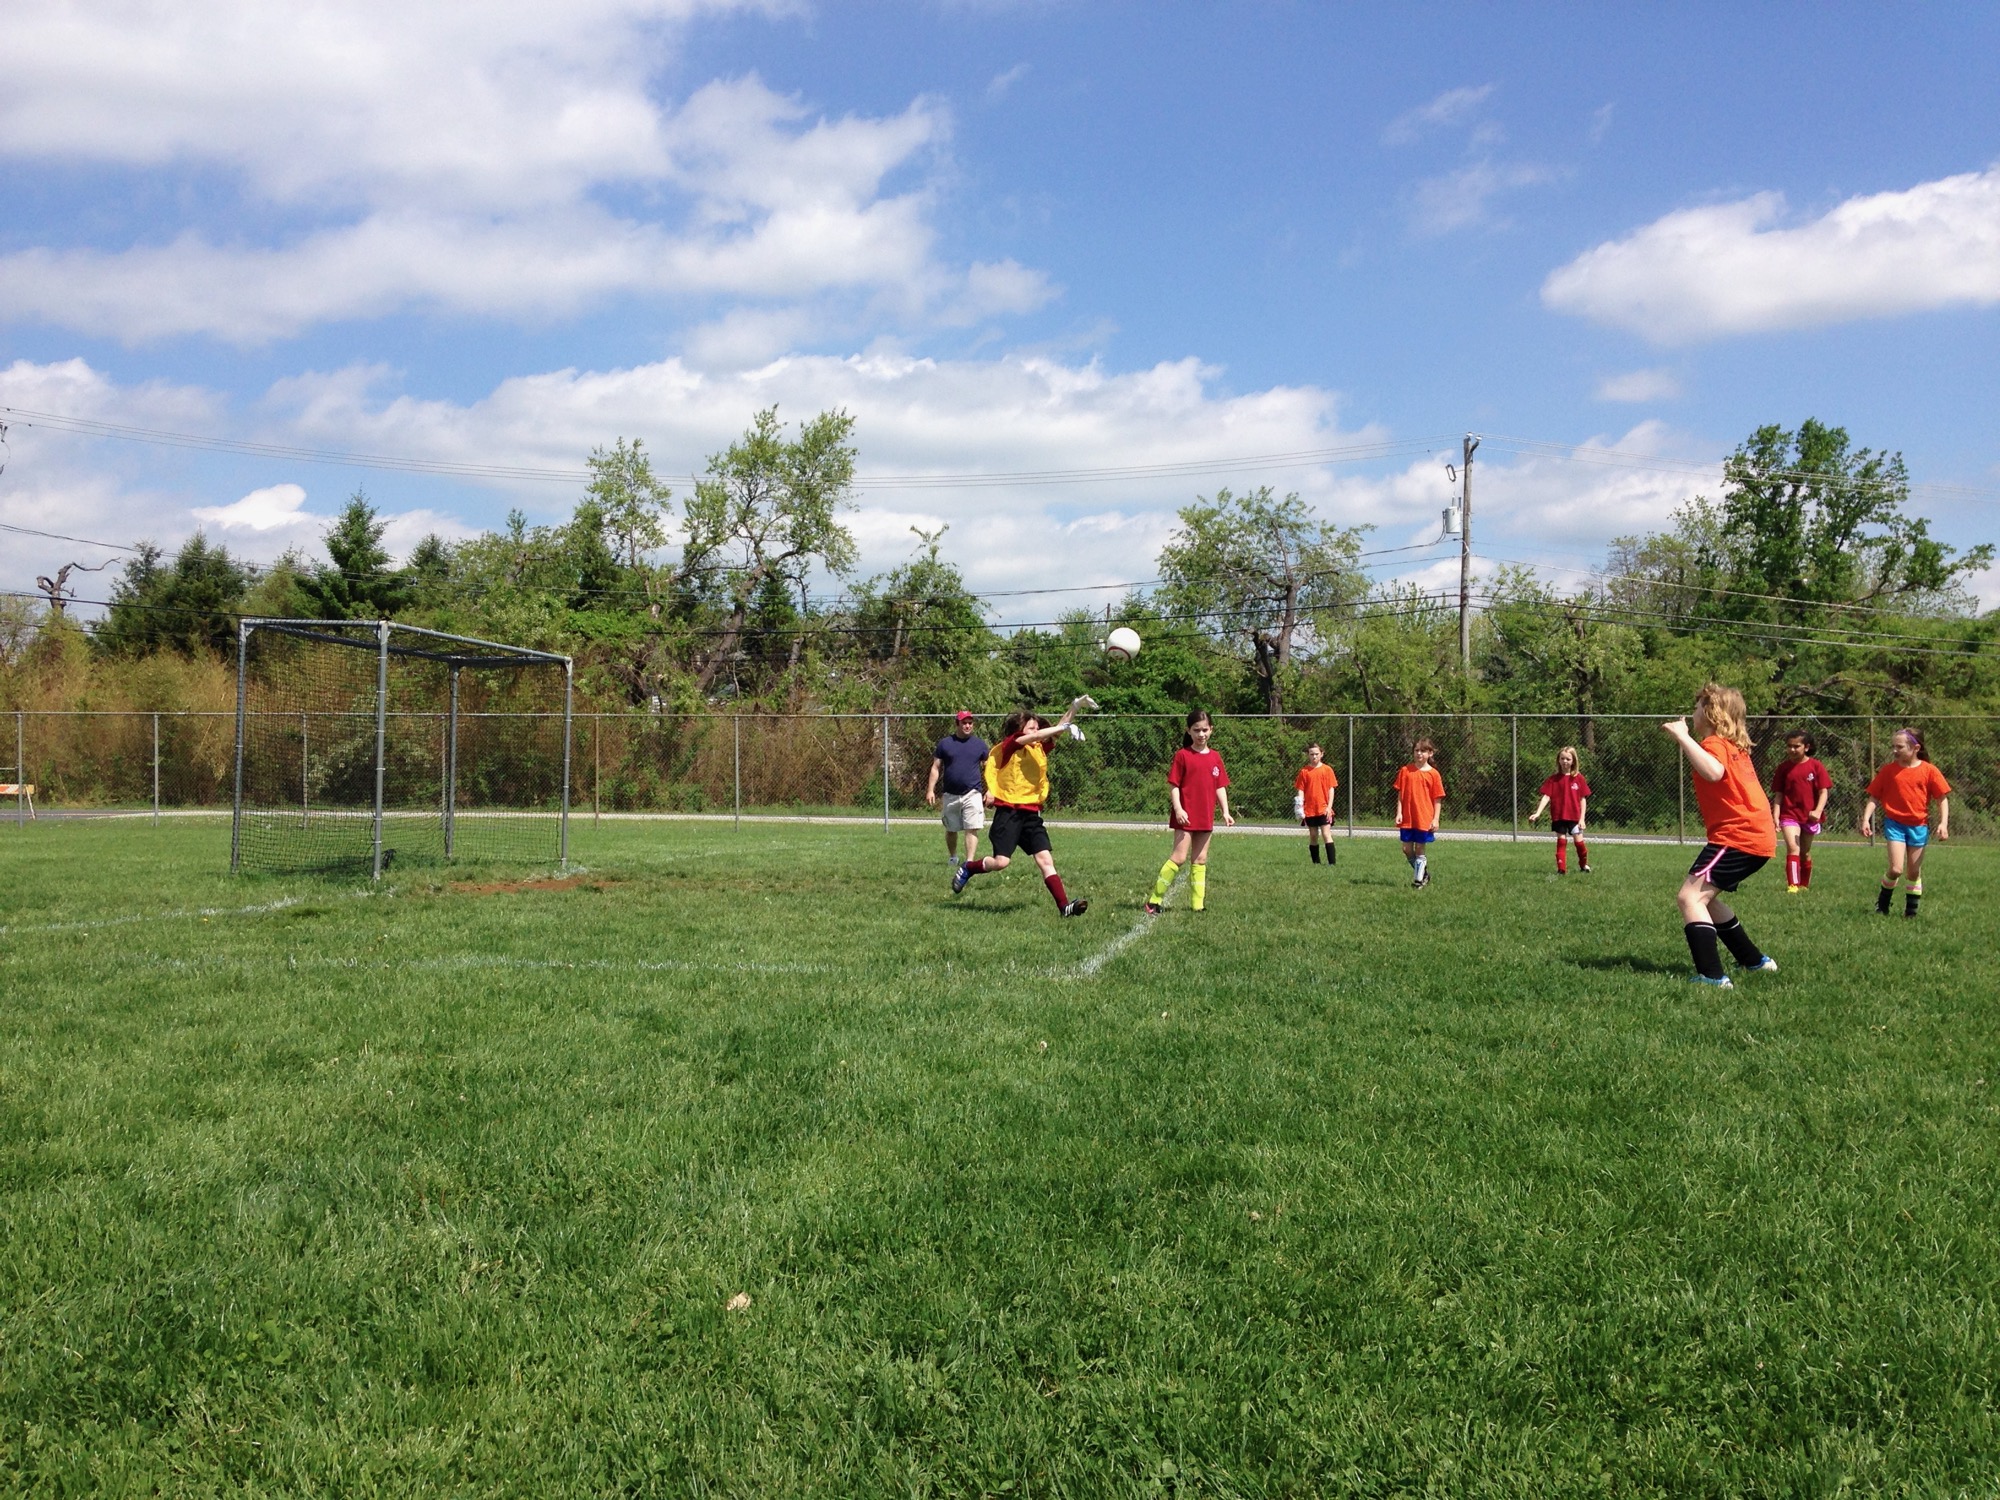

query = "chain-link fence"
6;709;1997;842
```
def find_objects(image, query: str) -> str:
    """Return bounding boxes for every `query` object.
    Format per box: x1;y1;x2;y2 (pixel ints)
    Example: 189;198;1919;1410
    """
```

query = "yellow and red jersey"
985;734;1050;808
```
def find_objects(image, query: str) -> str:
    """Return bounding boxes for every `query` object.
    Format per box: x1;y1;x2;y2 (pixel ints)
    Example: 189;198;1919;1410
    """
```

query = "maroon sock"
1802;855;1812;887
1574;838;1588;866
1044;872;1068;908
1555;835;1567;872
961;857;988;877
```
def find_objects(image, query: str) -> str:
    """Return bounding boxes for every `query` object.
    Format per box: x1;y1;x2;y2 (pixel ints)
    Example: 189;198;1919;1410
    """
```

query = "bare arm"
1811;785;1830;821
1860;796;1879;835
1527;794;1550;824
1576;797;1587;831
1664;719;1725;781
1169;780;1188;825
925;758;941;805
1936;795;1950;840
1217;787;1234;826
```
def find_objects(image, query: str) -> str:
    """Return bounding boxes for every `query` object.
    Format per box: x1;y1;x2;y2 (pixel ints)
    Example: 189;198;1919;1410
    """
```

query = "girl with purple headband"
1862;727;1952;918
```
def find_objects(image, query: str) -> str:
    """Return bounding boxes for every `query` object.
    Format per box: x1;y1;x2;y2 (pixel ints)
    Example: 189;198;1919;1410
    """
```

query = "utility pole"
1458;432;1480;673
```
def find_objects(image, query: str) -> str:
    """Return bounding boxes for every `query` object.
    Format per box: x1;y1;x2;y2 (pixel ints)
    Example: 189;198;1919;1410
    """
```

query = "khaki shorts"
940;788;986;832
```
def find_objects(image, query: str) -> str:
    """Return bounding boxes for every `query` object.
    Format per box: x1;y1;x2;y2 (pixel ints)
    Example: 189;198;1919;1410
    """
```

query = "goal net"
231;619;572;877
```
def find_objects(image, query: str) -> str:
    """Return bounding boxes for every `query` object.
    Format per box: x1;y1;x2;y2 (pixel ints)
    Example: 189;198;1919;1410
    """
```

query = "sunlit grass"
2;819;1996;1496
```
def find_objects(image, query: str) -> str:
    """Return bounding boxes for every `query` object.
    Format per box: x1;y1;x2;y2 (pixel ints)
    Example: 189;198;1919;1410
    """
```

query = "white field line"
1063;871;1184;979
0;896;307;938
98;953;831;978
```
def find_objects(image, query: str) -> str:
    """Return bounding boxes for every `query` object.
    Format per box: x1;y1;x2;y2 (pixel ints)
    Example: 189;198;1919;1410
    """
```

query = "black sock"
1328;841;1336;865
1877;884;1894;914
1715;916;1764;968
1684;922;1724;979
1309;844;1320;863
1905;892;1921;918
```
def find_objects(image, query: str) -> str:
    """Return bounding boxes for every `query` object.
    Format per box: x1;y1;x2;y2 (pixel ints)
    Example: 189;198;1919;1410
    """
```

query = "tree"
299;491;412;620
680;408;859;694
586;438;673;576
96;534;251;657
1604;420;1995;714
1156;486;1366;714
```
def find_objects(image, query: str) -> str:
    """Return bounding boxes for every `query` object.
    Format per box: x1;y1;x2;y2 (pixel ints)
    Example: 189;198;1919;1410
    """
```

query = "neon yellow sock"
1149;859;1180;903
1190;863;1207;910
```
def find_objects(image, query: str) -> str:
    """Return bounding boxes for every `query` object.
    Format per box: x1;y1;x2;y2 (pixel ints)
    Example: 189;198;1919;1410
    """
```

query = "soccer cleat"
1690;973;1735;989
1786;884;1803;894
1143;900;1161;915
1747;956;1778;973
951;863;972;895
1060;899;1089;918
1579;864;1591;874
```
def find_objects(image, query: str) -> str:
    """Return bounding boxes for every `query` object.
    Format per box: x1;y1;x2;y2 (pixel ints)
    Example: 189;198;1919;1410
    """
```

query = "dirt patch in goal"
448;876;620;896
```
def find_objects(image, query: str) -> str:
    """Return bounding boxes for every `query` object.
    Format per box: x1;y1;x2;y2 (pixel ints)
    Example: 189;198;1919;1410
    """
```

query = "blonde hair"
1556;745;1580;773
1693;682;1753;753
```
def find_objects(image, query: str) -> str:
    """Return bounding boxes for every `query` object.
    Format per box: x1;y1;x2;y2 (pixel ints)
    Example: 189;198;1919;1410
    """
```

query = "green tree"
299;492;412;620
1157;486;1367;714
96;534;251;657
680;407;859;695
586;438;673;576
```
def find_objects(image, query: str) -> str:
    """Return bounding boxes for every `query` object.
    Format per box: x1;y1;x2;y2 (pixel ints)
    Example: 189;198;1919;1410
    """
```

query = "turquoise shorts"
1883;818;1930;847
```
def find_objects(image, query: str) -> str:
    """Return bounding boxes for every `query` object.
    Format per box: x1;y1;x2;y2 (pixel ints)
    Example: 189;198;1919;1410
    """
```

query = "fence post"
152;712;161;825
301;711;310;829
882;713;891;832
593;714;602;826
1677;764;1686;846
1346;714;1356;839
14;711;23;828
558;660;572;871
443;666;459;860
733;716;741;828
1510;714;1519;841
371;620;388;881
230;624;248;870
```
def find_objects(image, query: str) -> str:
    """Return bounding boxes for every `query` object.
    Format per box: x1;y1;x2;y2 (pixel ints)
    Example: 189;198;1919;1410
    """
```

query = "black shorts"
989;804;1051;859
1552;819;1579;835
1687;843;1769;892
1302;814;1331;828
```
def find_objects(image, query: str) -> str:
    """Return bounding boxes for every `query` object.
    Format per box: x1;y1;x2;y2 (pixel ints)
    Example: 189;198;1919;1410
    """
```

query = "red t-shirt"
1770;757;1831;824
1865;761;1951;826
1538;773;1591;822
1168;747;1230;831
1693;736;1775;857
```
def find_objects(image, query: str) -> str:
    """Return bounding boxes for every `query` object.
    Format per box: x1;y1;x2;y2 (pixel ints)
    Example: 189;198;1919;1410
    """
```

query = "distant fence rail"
5;709;1995;842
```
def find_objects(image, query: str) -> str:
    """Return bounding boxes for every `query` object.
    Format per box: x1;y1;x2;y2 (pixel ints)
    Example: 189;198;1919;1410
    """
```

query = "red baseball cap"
954;710;974;723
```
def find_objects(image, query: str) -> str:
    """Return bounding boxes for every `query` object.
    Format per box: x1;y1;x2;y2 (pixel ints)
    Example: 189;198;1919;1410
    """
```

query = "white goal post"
231;618;573;879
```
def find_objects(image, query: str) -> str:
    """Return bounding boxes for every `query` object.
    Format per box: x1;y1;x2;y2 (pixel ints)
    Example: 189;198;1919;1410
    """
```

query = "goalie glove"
1069;694;1098;714
1068;723;1086;741
1293;790;1306;820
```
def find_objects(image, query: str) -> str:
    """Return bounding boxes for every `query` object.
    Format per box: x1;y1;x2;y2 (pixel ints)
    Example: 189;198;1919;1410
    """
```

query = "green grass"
2;820;1996;1497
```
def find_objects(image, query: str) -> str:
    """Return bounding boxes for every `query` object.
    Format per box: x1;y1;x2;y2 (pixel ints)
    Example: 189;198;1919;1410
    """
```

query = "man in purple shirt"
926;710;990;868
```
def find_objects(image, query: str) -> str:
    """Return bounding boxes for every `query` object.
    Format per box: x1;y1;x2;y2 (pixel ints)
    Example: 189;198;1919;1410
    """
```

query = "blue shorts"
1883;818;1930;847
1399;828;1435;845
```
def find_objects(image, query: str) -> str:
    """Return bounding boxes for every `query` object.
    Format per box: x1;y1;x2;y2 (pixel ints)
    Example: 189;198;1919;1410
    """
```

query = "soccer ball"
1105;626;1142;662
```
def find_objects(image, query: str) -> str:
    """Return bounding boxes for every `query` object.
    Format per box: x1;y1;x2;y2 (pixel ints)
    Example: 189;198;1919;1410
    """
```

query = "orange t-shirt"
1865;761;1951;825
1294;763;1338;818
1693;735;1775;856
1393;763;1444;830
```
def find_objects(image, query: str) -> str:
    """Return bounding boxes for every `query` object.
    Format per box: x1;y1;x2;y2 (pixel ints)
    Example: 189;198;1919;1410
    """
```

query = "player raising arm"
1664;683;1778;988
950;697;1094;917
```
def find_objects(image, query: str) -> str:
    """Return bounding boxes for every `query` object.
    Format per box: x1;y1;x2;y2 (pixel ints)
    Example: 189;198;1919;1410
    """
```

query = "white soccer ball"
1105;626;1142;662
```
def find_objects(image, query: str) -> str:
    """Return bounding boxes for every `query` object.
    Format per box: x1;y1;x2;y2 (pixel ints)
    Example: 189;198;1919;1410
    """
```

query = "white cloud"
0;7;1046;345
1382;85;1495;147
1407;160;1556;237
1542;165;2000;342
986;63;1031;102
1594;368;1682;403
193;483;314;533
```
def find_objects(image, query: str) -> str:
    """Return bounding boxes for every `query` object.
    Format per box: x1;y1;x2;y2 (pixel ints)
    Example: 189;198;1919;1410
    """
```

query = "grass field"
2;819;1996;1497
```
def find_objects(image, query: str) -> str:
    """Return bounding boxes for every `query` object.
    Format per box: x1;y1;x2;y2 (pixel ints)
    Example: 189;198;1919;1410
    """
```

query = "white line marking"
71;952;832;978
0;896;306;938
1070;912;1158;979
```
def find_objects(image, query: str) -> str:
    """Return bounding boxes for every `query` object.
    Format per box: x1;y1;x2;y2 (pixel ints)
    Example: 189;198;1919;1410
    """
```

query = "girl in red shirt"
1526;745;1592;874
1770;730;1832;892
1145;710;1234;913
1663;683;1778;989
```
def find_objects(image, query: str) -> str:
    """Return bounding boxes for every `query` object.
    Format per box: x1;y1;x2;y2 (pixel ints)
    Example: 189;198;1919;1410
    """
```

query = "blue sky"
4;1;1997;618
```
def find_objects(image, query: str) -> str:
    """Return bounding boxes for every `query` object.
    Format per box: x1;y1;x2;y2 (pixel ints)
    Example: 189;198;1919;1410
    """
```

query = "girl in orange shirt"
1861;727;1951;918
1663;683;1779;989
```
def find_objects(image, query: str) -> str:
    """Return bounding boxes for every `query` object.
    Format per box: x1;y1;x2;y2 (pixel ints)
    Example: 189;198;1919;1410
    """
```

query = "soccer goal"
231;619;572;878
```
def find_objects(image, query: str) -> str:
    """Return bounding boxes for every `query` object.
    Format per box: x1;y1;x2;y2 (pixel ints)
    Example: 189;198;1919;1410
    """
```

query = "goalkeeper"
950;698;1093;918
